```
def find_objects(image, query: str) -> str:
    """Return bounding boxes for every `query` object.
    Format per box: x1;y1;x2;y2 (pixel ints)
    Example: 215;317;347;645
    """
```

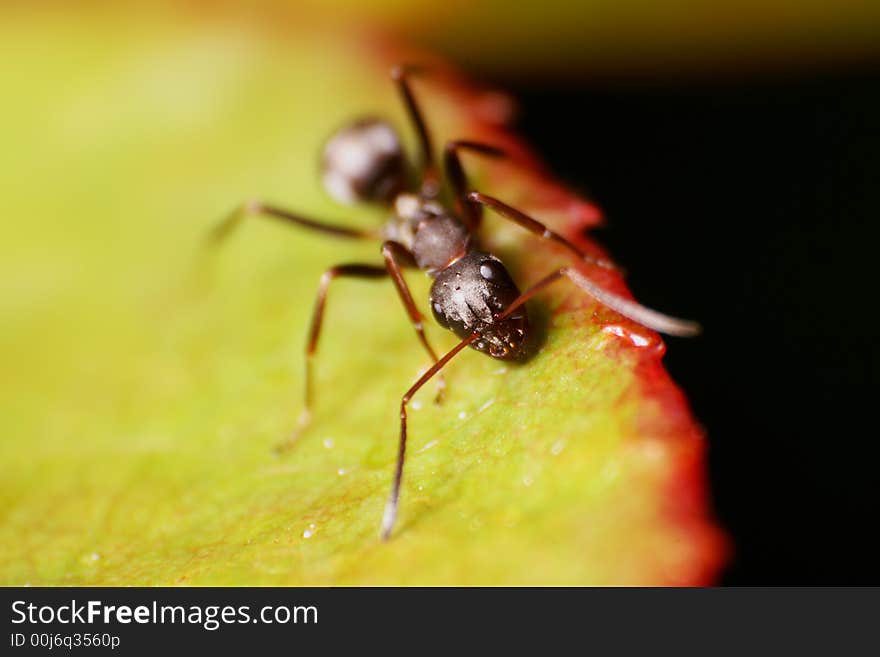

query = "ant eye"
479;261;500;281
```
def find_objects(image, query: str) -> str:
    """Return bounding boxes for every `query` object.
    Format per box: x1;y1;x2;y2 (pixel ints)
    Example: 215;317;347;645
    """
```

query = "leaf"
0;10;726;585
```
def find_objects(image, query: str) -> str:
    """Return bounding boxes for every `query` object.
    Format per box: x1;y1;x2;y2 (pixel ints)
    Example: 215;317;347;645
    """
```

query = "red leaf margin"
368;41;730;584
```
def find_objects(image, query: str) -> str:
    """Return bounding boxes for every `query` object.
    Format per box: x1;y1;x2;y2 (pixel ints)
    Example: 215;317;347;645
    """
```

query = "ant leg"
497;267;702;337
466;191;621;272
274;263;387;454
390;65;439;196
381;241;446;403
381;331;481;540
443;140;506;230
210;199;378;243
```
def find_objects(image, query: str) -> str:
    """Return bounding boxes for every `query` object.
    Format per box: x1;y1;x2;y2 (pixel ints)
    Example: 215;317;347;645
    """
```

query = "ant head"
430;252;530;360
321;118;408;205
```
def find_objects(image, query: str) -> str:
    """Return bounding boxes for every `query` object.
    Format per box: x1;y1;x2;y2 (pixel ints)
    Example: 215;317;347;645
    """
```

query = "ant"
212;65;701;540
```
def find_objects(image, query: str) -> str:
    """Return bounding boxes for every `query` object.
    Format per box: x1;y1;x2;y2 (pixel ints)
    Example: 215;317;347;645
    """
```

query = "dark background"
494;68;880;584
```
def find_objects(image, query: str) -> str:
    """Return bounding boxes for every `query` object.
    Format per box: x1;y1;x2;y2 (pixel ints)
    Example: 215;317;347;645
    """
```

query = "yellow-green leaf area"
0;9;724;585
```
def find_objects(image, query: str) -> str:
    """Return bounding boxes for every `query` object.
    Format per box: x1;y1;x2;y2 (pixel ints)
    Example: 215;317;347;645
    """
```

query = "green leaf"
0;10;726;585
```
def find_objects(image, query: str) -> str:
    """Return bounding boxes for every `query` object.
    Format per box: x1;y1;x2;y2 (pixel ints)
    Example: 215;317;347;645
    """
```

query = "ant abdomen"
429;252;529;360
321;118;408;205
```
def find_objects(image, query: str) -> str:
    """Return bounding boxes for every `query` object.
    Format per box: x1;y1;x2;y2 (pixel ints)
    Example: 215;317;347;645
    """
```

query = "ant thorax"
385;193;471;272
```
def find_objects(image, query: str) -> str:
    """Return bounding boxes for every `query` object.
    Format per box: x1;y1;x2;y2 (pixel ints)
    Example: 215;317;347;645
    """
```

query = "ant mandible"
212;65;701;540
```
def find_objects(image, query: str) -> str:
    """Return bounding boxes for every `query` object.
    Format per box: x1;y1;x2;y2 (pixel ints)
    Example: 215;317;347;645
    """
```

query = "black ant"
212;65;701;540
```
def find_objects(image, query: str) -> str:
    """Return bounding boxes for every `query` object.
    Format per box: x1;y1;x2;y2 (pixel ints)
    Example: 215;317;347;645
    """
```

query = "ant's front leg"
275;248;448;455
467;192;621;272
210;199;379;243
274;263;388;454
382;241;447;404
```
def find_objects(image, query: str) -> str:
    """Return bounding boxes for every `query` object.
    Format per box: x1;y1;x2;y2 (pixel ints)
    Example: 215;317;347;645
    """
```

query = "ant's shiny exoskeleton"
212;66;701;540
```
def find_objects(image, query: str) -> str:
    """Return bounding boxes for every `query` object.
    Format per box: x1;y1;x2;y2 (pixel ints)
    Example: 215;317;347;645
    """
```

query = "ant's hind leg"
210;200;379;244
443;140;506;231
390;65;440;196
273;263;388;455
